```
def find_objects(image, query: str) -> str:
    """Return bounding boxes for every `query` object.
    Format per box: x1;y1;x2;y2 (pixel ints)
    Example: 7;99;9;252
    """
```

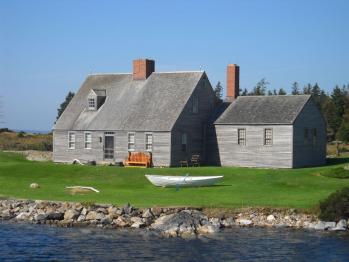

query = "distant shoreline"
12;129;51;134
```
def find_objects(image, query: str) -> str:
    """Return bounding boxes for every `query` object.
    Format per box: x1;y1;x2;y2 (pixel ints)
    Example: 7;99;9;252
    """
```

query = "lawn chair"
191;154;200;167
179;160;189;167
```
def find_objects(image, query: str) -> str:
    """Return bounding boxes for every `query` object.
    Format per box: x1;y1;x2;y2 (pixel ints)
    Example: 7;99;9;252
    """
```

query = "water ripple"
0;222;349;261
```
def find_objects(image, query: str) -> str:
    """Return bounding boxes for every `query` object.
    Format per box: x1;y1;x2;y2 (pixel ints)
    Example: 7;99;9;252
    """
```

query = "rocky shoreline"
1;199;348;238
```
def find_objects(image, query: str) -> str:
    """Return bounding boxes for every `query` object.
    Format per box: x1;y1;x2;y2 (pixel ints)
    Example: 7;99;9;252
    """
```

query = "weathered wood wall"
215;125;294;168
292;100;327;167
171;75;217;166
53;130;171;167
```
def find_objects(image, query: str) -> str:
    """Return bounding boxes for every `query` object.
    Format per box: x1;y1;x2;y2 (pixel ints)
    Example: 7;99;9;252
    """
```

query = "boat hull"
145;175;223;187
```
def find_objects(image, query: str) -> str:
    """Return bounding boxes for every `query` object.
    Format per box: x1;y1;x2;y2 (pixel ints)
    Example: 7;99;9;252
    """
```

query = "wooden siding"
292;100;326;167
53;131;171;167
215;125;293;168
53;130;105;163
171;75;217;166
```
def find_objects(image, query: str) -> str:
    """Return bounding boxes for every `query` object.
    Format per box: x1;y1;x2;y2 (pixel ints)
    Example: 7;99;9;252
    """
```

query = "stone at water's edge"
267;215;275;222
64;209;80;220
0;199;348;238
150;210;214;237
236;219;253;226
330;219;348;231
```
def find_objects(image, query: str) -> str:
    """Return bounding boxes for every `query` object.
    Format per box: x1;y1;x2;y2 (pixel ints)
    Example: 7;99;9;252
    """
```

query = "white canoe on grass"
145;174;223;187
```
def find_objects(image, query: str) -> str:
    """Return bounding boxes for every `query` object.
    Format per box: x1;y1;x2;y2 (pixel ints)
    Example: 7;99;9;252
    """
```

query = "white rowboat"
145;174;223;187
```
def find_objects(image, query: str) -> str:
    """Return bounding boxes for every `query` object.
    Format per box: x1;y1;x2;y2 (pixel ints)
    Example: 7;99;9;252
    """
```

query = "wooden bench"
123;152;152;168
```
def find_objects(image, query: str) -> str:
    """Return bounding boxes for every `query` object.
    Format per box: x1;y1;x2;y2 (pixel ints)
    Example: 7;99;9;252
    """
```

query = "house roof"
214;95;312;125
54;71;204;131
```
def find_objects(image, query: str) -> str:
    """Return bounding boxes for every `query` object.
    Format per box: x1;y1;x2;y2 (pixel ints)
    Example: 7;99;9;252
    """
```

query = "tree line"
214;80;349;142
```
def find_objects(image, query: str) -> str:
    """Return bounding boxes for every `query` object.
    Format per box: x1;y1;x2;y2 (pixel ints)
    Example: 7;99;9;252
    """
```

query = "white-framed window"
128;132;135;151
264;128;273;146
68;132;75;149
181;133;187;152
192;96;199;114
84;132;92;149
88;98;96;110
238;129;246;146
145;133;153;152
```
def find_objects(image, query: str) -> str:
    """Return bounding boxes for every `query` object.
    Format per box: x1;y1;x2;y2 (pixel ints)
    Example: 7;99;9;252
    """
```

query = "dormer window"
88;98;96;110
87;89;106;111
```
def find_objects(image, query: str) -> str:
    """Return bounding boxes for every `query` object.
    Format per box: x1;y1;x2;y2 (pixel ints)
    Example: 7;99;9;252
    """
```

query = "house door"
104;133;114;160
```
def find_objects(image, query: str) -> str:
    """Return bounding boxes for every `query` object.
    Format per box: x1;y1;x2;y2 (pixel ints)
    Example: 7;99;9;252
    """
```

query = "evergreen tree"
251;78;268;96
323;86;348;138
241;88;248;96
278;88;287;95
303;83;312;94
56;91;75;120
337;108;349;142
214;81;223;100
291;82;300;95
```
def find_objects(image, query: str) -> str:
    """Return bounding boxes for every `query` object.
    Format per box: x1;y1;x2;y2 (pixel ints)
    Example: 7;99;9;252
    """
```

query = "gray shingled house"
53;59;326;168
213;95;327;168
53;59;216;166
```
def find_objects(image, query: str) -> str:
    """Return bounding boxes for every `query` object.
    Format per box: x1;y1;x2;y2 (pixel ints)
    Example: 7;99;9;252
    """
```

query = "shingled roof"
54;71;204;131
214;95;311;125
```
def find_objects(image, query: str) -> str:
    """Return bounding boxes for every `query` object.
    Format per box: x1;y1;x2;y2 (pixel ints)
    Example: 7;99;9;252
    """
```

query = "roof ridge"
237;94;311;98
154;71;204;74
87;73;131;76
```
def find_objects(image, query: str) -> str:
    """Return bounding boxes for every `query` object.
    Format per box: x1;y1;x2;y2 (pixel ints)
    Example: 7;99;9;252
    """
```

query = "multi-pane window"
238;129;246;146
192;96;199;114
264;128;273;146
88;98;96;110
128;132;135;151
145;133;153;152
181;133;187;152
68;132;75;149
84;132;92;149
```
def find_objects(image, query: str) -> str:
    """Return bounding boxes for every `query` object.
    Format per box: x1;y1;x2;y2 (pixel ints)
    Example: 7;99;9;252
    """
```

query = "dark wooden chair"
179;160;189;167
191;154;200;167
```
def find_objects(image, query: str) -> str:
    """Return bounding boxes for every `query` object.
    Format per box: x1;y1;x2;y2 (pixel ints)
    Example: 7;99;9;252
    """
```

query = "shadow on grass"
326;158;349;166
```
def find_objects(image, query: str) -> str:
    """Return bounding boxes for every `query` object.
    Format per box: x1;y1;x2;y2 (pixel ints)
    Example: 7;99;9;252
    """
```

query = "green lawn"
1;151;349;210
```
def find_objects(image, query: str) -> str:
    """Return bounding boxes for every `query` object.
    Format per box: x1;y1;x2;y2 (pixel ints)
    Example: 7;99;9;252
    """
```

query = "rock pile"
1;199;348;238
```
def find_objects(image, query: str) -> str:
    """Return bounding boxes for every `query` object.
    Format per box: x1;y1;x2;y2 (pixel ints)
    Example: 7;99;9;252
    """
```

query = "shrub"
319;187;349;221
321;167;349;179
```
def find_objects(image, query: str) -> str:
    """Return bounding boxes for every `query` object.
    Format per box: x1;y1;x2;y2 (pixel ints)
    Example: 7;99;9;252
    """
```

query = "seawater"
0;221;349;261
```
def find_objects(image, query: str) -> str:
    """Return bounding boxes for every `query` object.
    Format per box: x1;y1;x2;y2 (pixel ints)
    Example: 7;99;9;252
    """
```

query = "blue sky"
1;0;348;131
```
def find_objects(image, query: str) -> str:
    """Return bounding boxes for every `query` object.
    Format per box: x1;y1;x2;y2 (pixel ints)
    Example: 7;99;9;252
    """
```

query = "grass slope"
1;152;349;210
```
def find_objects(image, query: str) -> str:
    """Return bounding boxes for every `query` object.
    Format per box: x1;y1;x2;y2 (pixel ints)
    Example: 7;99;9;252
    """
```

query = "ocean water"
0;221;349;261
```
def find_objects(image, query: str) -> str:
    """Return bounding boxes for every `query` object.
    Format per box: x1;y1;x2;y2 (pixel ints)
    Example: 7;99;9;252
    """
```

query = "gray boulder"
123;203;133;215
34;213;48;221
222;217;235;228
15;212;31;221
151;210;212;237
64;209;80;220
46;212;64;221
237;219;253;226
330;219;348;231
142;209;154;218
314;221;336;230
85;211;105;221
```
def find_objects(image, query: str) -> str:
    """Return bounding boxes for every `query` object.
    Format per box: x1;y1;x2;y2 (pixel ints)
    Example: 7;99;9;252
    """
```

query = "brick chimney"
133;59;155;80
226;64;240;102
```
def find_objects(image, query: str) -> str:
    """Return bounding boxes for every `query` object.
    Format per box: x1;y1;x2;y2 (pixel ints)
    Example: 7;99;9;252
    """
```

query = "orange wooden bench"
123;152;152;168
